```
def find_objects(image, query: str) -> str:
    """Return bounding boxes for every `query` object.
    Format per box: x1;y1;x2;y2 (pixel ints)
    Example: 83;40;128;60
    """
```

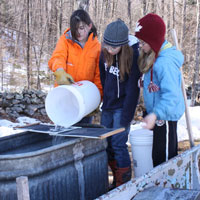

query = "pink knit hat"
135;13;166;57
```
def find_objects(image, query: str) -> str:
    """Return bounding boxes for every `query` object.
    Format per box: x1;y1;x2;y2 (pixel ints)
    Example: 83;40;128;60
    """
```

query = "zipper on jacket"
116;54;120;98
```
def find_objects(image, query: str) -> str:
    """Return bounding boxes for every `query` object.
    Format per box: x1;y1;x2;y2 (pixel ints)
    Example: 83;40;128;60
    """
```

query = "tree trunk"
161;0;165;18
97;0;105;40
14;2;25;58
143;0;147;15
191;0;200;106
1;60;3;91
112;0;118;18
172;0;175;28
0;41;4;91
127;0;132;29
166;1;171;38
59;0;63;34
151;0;156;13
26;0;31;89
180;0;187;49
77;0;90;11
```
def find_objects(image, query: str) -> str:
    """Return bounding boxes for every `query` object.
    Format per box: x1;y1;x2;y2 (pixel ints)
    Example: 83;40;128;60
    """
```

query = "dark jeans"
101;109;131;168
152;121;178;167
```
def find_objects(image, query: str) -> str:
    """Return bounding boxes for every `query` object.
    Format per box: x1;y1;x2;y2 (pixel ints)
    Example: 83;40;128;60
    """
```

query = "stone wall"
0;90;49;122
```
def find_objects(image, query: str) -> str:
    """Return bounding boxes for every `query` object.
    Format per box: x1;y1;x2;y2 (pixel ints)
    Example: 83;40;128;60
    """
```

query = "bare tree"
161;0;165;18
172;0;175;28
0;0;199;94
56;0;63;40
13;1;26;58
33;18;49;90
26;0;31;89
180;0;187;49
127;0;132;28
166;1;171;38
76;0;90;11
112;0;117;18
191;0;200;106
0;39;4;91
97;1;105;40
143;0;147;15
151;0;157;13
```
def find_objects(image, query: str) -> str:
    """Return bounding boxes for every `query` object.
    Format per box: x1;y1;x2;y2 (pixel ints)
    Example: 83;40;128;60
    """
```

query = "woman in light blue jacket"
135;13;185;167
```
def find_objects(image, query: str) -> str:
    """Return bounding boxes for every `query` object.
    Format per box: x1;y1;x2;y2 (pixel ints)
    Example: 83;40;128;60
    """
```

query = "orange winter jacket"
48;28;103;96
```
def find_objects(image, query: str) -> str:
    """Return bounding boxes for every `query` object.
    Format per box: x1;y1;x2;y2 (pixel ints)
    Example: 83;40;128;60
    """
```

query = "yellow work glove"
54;69;74;85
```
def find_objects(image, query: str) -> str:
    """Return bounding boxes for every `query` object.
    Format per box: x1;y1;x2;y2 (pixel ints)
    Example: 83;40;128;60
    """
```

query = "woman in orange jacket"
48;9;102;123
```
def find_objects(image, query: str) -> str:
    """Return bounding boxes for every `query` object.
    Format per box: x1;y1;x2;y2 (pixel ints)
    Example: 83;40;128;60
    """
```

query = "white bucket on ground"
129;128;153;177
45;80;101;128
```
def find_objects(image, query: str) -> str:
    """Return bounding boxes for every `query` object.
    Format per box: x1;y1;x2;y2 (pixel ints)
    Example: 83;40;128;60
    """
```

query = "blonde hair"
102;44;133;81
138;49;156;73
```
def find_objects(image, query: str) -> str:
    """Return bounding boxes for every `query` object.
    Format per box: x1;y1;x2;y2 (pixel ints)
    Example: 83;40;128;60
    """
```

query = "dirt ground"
178;139;200;153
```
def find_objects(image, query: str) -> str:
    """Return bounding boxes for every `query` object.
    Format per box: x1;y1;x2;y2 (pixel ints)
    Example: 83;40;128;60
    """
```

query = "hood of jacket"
128;35;139;47
159;40;184;69
64;28;98;49
143;40;185;121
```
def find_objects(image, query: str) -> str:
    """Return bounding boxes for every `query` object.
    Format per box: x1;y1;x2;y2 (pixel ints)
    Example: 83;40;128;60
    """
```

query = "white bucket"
129;128;153;177
45;80;101;128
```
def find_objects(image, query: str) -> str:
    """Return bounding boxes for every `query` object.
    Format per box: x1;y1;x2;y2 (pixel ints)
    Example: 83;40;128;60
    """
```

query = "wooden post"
171;29;195;148
16;176;30;200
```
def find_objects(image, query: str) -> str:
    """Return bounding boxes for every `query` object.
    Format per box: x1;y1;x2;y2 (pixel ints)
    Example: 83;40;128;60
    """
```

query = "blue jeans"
101;109;131;168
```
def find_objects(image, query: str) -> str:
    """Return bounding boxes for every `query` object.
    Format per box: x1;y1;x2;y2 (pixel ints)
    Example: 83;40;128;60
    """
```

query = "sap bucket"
45;80;101;128
129;128;153;177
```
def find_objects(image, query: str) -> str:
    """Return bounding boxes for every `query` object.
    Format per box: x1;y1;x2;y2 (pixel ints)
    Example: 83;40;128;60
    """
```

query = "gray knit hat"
103;19;129;47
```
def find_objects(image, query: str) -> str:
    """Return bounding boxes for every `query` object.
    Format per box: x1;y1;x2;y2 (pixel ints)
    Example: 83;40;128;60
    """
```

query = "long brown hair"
102;44;133;81
138;49;156;73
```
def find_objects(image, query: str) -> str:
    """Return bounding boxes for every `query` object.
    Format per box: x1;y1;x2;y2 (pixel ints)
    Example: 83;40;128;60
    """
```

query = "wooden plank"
99;128;125;139
16;176;30;200
52;127;125;139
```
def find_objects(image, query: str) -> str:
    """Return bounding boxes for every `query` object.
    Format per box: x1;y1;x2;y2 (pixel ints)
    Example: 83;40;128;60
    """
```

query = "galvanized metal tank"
0;131;108;200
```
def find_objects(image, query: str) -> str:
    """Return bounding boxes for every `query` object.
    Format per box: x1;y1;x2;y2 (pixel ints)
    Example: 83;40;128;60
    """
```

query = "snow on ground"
0;117;40;137
0;107;200;142
130;106;200;142
177;106;200;141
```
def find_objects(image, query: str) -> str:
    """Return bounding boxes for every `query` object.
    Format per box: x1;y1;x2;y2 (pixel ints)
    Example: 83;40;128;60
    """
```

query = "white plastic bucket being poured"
45;80;101;128
129;128;153;177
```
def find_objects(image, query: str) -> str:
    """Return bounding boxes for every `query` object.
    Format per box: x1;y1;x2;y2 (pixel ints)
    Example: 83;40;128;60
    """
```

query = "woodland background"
0;0;200;106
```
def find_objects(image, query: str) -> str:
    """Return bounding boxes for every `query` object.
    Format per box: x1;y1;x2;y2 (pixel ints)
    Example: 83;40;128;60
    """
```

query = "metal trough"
0;130;108;200
96;143;200;200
